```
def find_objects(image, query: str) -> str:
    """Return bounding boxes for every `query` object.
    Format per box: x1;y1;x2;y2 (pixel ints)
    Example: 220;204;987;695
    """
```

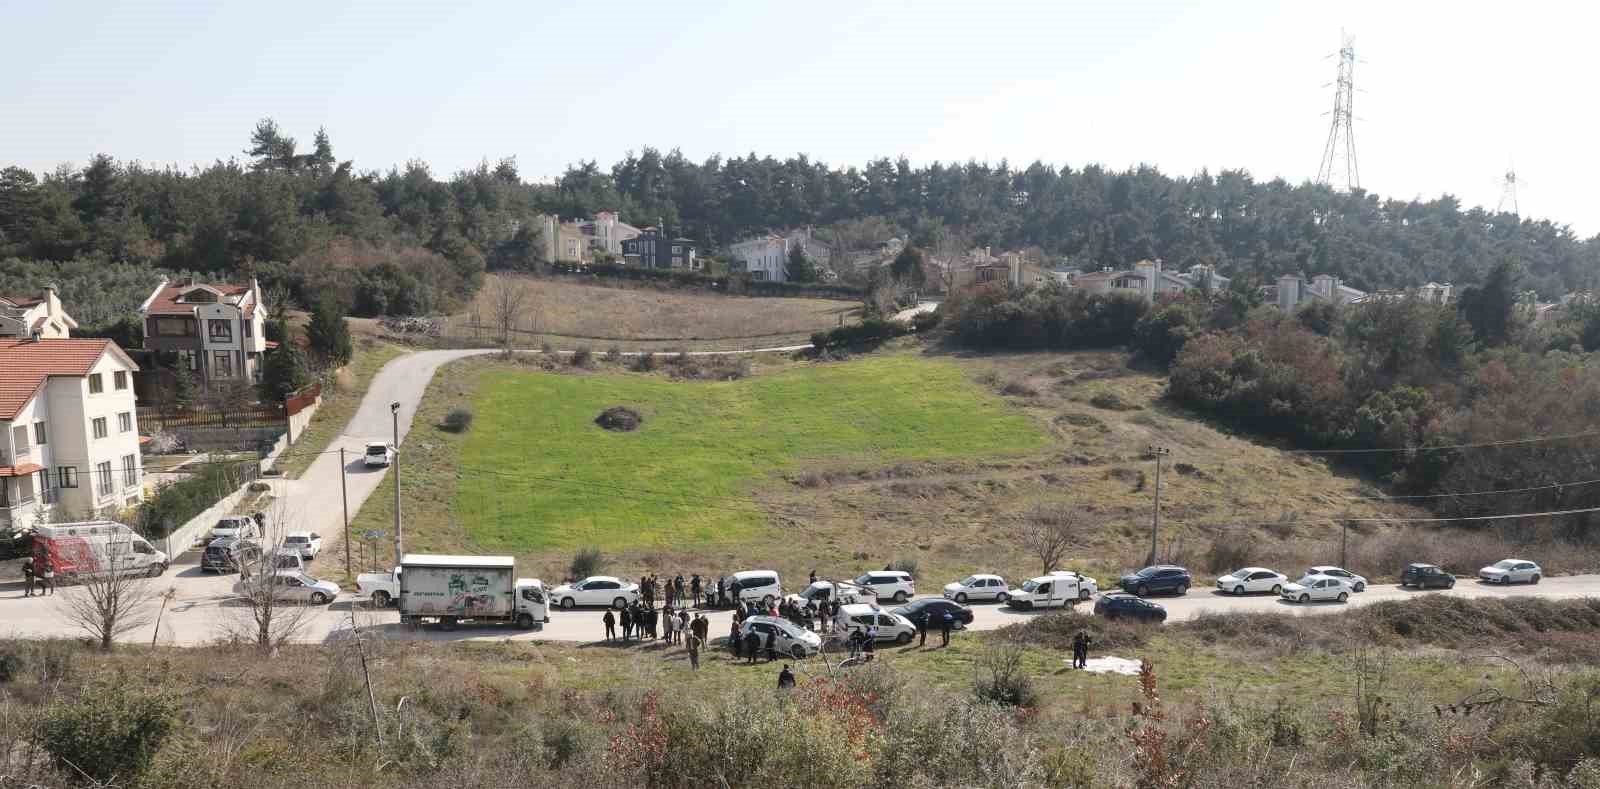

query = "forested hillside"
1;123;1595;327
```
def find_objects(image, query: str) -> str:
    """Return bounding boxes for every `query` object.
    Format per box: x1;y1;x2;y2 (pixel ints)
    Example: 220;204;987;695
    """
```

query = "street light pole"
391;401;402;567
340;447;351;577
1147;445;1171;567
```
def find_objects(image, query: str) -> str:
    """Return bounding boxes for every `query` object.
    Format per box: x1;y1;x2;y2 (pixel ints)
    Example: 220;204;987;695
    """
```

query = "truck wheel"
517;613;535;629
1532;574;1541;585
1233;586;1245;595
371;591;391;608
612;597;627;610
1299;593;1310;603
442;617;458;631
1354;582;1365;592
562;597;575;610
1136;584;1149;597
1337;592;1349;603
1177;583;1189;596
311;592;329;605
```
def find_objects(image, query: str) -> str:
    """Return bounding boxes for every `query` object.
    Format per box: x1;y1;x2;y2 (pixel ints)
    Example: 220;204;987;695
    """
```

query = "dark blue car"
1093;593;1167;622
1117;565;1192;597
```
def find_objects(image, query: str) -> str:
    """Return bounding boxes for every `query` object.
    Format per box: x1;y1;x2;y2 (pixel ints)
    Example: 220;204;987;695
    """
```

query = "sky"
2;0;1595;234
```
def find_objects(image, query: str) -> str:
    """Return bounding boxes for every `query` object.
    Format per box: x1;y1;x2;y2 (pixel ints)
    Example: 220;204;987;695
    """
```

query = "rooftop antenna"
1316;30;1361;191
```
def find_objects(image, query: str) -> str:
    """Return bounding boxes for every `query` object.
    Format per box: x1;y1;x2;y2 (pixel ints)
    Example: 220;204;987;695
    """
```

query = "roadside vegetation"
4;596;1600;787
275;337;407;478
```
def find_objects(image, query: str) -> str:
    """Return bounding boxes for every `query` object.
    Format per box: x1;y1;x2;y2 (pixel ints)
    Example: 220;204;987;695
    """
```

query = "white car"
785;580;873;609
1479;559;1542;585
233;571;340;605
943;574;1011;604
282;532;322;560
725;570;784;606
549;576;640;609
1216;567;1288;595
834;603;917;644
212;516;259;542
364;441;394;467
854;570;916;603
1308;566;1368;592
738;615;824;658
1280;574;1351;603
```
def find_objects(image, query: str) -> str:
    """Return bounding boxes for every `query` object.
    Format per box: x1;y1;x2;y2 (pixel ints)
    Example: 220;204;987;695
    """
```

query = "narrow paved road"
3;342;1595;647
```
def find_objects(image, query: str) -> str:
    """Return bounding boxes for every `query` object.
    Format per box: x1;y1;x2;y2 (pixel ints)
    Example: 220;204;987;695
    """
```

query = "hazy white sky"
2;0;1594;234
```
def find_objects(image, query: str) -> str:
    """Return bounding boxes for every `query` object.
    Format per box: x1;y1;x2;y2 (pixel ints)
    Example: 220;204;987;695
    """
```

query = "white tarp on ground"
1063;655;1143;675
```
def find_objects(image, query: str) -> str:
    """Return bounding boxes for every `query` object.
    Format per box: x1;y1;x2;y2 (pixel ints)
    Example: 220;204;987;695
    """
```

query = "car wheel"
613;597;627;610
1271;584;1282;595
893;591;908;603
147;564;166;578
517;613;534;629
1177;584;1188;596
955;592;968;604
997;592;1010;603
1446;580;1455;589
1338;592;1348;603
1233;585;1245;595
896;631;912;645
1354;582;1365;592
1136;584;1149;597
561;597;575;610
1532;574;1541;585
1299;593;1310;603
311;592;329;605
371;591;391;608
1079;588;1092;601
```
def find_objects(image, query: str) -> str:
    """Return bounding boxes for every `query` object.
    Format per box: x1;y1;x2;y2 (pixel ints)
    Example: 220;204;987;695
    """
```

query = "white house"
0;287;78;339
730;233;791;282
0;337;145;527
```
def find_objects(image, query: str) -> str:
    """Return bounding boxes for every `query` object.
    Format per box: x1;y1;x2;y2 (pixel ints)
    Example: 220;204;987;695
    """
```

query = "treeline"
943;271;1600;531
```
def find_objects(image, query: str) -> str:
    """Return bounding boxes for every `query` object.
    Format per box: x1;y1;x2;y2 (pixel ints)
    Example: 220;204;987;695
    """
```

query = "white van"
33;521;169;579
834;603;917;645
724;570;783;606
1004;570;1098;610
854;570;916;603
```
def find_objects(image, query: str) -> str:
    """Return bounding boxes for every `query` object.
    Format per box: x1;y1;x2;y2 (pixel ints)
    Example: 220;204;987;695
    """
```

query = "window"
242;320;252;338
113;370;128;390
10;425;27;457
33;422;45;445
208;319;232;342
88;373;103;394
58;466;78;488
122;454;137;487
118;412;132;432
213;351;233;378
37;469;54;503
95;461;113;498
672;245;682;254
155;317;195;337
92;417;107;439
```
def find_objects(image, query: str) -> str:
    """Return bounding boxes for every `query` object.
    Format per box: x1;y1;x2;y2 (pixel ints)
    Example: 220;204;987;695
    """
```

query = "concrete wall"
285;392;321;444
173;427;283;453
161;482;253;558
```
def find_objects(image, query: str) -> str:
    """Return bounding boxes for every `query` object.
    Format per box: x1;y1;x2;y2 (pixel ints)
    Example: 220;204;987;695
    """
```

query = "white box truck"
396;554;548;630
33;521;169;579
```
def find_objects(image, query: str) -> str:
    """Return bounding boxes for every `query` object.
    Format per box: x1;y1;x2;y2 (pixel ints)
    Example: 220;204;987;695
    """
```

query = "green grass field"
454;355;1048;551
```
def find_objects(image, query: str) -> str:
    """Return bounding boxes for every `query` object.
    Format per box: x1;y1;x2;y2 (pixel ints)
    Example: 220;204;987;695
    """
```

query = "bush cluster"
442;407;474;433
549;262;863;300
809;318;909;351
39;681;177;785
943;282;1149;350
134;461;255;539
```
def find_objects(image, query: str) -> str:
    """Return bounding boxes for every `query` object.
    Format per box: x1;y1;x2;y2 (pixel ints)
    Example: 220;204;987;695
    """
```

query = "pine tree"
305;301;353;366
308;127;335;172
259;344;311;400
173;363;197;410
785;243;818;283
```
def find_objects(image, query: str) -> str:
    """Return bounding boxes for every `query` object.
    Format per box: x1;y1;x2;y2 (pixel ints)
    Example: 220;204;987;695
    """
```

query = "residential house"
138;277;269;387
0;337;144;527
1275;274;1367;311
729;229;823;282
538;215;593;264
579;211;641;257
0;287;77;339
945;247;1052;292
621;227;699;270
1070;261;1230;303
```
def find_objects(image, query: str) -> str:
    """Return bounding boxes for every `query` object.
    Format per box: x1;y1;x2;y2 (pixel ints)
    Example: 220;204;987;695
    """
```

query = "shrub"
541;342;555;355
632;351;657;372
595;406;643;432
972;641;1038;708
570;547;603;580
1088;392;1140;411
442;407;474;433
911;309;942;333
809;318;909;352
570;347;593;368
135;461;254;539
943;283;1148;351
39;682;177;785
667;355;751;381
1204;532;1254;574
1000;380;1039;397
891;558;919;577
605;345;623;362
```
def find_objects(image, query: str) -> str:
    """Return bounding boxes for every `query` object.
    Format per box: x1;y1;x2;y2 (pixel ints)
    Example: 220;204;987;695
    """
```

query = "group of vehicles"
196;515;344;607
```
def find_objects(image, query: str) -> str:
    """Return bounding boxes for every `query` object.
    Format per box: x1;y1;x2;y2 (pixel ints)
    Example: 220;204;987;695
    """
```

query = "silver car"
233;571;340;605
1479;559;1541;585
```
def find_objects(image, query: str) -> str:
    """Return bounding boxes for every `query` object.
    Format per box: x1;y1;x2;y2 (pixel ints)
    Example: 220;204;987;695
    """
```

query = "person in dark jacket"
620;605;634;641
690;574;702;607
21;559;33;597
744;630;761;664
940;611;954;646
730;619;743;658
717;577;726;607
778;664;796;689
602;609;616;642
764;629;777;662
1072;630;1093;669
917;613;929;646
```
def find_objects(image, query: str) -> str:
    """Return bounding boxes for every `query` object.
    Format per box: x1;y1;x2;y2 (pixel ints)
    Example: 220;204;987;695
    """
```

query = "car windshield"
1021;580;1040;593
1492;560;1517;569
960;575;978;586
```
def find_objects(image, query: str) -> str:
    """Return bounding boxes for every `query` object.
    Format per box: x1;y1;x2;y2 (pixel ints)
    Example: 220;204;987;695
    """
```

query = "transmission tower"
1316;32;1360;191
1496;167;1520;215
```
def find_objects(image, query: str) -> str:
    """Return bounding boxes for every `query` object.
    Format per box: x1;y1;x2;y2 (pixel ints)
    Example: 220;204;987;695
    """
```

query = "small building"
0;337;145;526
621;227;699;270
0;287;77;339
729;233;789;282
1069;261;1227;303
138;277;269;387
1276;273;1367;311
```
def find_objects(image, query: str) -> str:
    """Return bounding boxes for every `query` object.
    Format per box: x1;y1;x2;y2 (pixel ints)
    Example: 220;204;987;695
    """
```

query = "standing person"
1073;630;1093;669
940;611;954;647
745;630;760;664
690;574;702;607
21;559;33;598
764;629;777;663
864;624;877;655
649;605;661;640
687;631;702;670
621;604;634;642
731;619;744;658
639;575;649;607
674;574;685;604
602;609;616;642
665;580;675;609
40;558;54;595
717;577;726;608
917;612;929;646
679;609;690;642
778;664;796;690
663;607;677;644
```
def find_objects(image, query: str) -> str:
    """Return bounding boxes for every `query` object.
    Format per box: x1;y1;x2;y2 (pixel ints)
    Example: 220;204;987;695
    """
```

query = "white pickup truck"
356;566;402;607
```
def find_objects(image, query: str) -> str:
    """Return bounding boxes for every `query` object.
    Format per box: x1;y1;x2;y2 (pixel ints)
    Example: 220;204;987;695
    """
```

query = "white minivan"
1004;571;1097;610
364;442;394;468
854;570;916;603
725;570;783;606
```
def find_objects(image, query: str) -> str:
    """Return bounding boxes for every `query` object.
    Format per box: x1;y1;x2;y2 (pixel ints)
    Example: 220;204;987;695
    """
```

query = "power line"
1286;428;1600;456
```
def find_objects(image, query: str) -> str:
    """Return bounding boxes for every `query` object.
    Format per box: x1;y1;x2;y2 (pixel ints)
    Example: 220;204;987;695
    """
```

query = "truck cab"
1005;570;1098;610
515;578;549;628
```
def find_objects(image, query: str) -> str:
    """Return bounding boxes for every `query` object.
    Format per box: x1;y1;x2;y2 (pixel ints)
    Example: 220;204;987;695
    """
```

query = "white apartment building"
0;287;78;339
0;337;145;528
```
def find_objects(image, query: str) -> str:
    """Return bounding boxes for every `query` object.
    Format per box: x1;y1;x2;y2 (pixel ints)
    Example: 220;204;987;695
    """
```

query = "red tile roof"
0;338;133;420
144;282;255;317
0;296;44;308
0;462;44;478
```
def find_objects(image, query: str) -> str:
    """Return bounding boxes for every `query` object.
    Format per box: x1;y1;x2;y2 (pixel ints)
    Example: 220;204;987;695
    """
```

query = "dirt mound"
595;406;643;432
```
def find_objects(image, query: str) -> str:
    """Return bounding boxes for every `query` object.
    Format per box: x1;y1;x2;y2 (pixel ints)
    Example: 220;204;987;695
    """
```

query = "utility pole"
390;401;403;567
1341;518;1350;568
340;447;351;577
1147;445;1171;566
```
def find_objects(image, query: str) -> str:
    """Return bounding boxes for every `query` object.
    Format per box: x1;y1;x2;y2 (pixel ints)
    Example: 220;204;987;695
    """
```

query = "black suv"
1400;563;1455;589
1094;593;1168;623
202;537;261;573
1118;565;1192;597
891;598;974;629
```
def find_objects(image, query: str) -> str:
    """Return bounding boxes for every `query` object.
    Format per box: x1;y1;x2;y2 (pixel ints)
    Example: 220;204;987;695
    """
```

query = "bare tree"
60;539;157;651
221;501;315;655
489;277;533;348
1020;505;1078;576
